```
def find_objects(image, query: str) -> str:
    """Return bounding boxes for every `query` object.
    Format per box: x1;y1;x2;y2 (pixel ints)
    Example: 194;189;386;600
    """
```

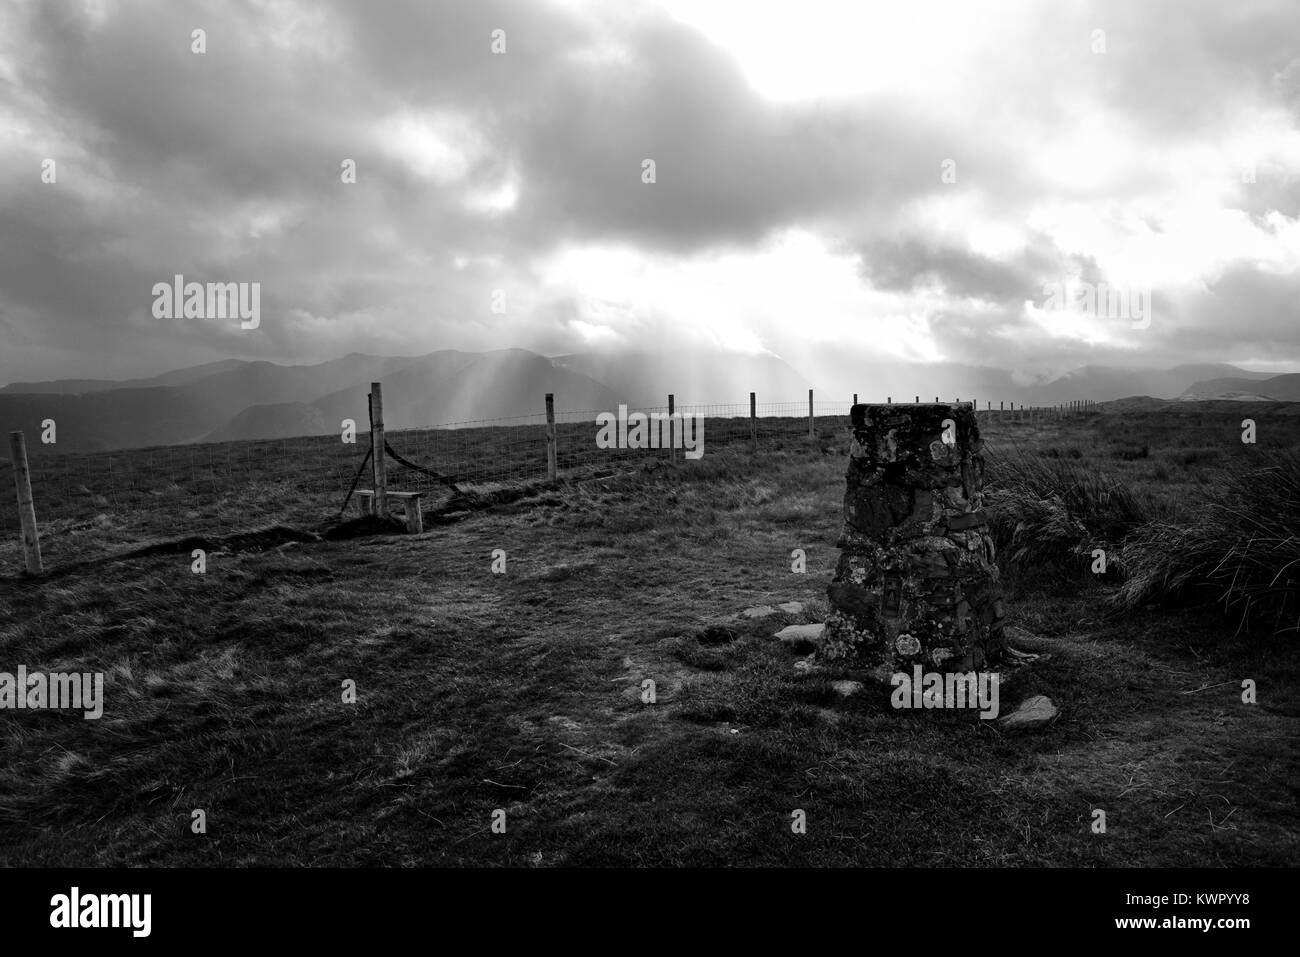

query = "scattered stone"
830;679;865;698
778;601;805;615
741;605;778;618
793;658;822;675
1003;646;1043;666
775;623;825;655
998;694;1059;733
696;625;738;646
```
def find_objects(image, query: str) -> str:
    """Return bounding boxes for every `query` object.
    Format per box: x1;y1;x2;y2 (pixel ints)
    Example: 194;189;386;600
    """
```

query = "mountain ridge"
1;351;1288;453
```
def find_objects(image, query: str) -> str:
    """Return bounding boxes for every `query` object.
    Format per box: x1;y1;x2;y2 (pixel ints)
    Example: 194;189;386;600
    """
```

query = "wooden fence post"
808;389;814;438
749;392;757;453
9;431;43;575
545;393;557;481
853;393;858;405
668;394;677;465
369;383;387;519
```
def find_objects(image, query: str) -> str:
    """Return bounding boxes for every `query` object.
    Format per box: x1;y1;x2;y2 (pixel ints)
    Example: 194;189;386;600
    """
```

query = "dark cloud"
0;0;1297;384
856;235;1087;303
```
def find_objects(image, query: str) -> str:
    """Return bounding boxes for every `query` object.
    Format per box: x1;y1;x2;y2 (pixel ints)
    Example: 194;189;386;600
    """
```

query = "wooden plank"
403;498;423;534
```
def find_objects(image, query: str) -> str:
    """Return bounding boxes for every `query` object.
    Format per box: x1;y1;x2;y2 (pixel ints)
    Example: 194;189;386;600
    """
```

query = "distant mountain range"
1175;372;1300;402
1032;364;1275;404
0;348;812;453
0;351;1290;453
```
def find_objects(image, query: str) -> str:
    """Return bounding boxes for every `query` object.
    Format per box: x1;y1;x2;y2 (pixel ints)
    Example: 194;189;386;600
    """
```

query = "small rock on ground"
741;605;778;618
998;694;1059;732
830;679;864;697
778;601;804;614
775;623;825;654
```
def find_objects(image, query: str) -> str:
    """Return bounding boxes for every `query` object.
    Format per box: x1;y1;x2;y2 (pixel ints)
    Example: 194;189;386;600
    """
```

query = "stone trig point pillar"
823;402;1006;678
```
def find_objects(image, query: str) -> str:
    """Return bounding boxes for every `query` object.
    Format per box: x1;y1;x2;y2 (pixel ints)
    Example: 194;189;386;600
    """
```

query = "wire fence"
1;395;1096;544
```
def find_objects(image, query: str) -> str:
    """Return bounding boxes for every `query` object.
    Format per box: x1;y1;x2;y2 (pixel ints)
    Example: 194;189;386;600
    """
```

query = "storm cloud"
1;0;1298;385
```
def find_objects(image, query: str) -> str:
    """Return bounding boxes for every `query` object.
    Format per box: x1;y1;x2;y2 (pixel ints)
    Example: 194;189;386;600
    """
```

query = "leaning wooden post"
749;392;757;453
8;431;42;575
668;394;677;465
369;382;387;519
808;389;815;438
545;393;557;481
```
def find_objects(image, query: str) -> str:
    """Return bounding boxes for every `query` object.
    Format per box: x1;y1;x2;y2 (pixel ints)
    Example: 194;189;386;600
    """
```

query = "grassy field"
1;405;1298;866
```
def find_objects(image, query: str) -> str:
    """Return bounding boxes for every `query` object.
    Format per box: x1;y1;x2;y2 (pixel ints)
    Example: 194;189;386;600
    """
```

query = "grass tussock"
1113;450;1300;634
982;445;1156;588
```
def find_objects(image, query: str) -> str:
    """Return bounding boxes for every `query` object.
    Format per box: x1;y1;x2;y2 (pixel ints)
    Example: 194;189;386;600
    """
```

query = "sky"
1;0;1299;387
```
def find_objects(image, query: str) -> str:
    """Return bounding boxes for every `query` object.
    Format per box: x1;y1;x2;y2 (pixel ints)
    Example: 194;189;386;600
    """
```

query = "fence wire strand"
1;398;1090;540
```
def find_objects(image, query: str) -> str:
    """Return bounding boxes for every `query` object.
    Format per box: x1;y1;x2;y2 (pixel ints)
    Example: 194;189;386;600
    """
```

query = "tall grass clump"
982;444;1156;588
1112;450;1300;635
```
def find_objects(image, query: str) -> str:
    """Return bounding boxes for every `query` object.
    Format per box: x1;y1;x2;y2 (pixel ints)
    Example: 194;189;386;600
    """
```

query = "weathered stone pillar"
823;403;1006;678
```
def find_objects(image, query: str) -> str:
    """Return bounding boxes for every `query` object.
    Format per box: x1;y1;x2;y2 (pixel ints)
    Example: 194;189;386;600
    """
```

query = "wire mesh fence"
0;432;358;540
1;395;1096;542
